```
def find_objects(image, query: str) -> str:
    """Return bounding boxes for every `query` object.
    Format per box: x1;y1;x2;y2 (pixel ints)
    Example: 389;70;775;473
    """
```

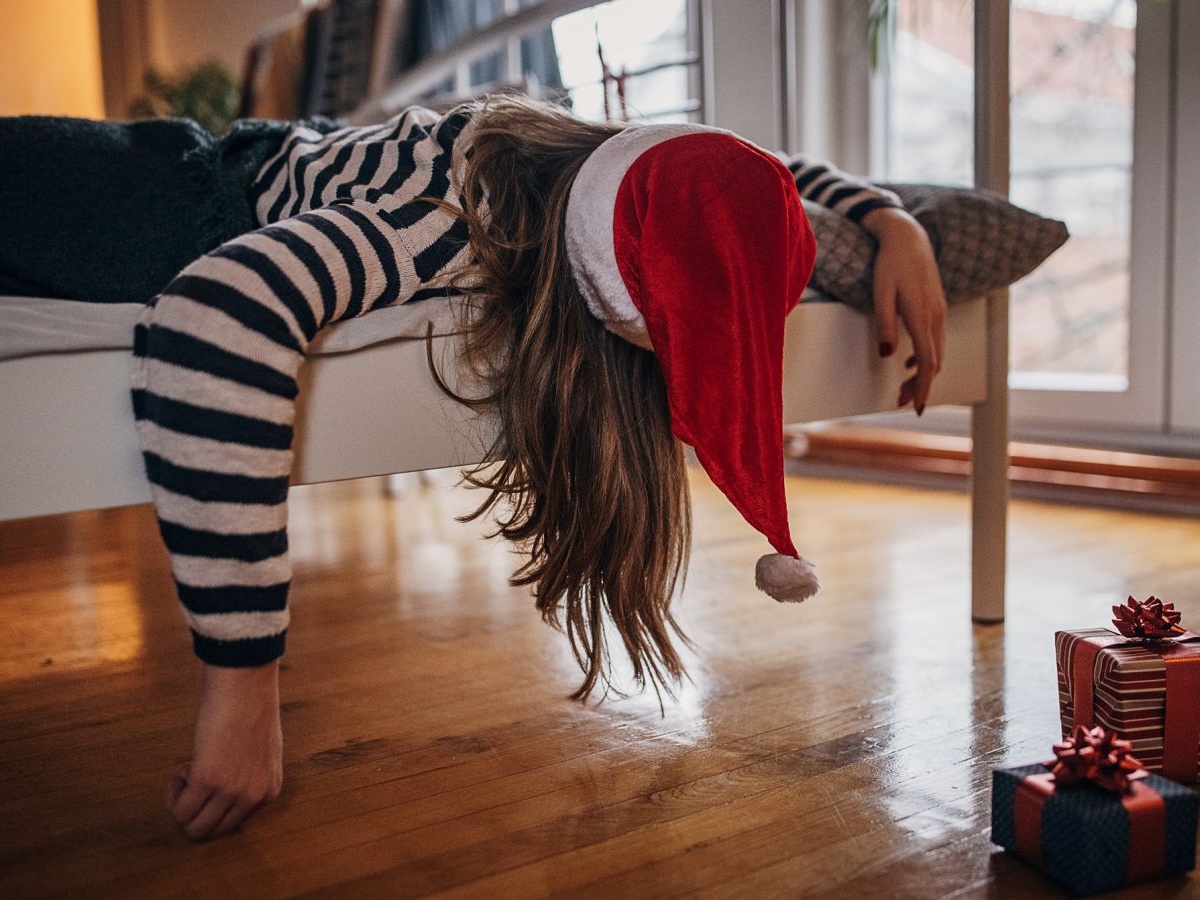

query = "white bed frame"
0;0;1011;622
0;295;1008;619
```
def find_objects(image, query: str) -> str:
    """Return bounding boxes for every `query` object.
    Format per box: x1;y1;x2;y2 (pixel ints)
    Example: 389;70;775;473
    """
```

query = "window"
883;0;1136;392
551;0;697;123
405;0;698;124
875;0;1185;445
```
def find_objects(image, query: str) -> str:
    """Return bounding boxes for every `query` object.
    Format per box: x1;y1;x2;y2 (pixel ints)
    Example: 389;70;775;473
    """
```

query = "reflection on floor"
2;467;1198;897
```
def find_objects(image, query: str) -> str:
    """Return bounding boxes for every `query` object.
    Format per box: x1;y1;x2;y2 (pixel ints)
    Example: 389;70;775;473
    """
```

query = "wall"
97;0;303;118
0;0;106;117
142;0;303;76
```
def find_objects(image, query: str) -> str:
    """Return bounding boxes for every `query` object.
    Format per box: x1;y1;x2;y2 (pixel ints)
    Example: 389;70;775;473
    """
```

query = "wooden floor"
3;468;1200;899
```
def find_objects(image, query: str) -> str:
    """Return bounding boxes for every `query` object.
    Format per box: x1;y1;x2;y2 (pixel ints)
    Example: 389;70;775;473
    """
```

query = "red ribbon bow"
1111;595;1185;641
1049;724;1148;795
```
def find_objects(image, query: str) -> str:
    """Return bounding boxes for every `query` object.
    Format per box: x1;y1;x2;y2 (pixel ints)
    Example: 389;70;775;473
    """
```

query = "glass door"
880;0;1173;439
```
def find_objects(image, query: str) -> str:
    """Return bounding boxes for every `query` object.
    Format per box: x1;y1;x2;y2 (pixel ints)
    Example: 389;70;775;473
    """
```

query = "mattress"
0;294;464;362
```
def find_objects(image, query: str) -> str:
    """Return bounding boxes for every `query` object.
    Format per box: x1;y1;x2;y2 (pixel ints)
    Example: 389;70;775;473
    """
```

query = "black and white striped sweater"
130;103;900;668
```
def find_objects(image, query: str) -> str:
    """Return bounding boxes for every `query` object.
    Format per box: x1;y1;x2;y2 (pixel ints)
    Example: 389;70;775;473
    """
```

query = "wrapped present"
992;726;1199;895
1056;596;1200;781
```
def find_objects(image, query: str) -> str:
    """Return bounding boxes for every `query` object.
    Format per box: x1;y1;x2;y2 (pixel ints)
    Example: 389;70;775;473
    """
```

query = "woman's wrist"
860;206;921;240
201;660;280;698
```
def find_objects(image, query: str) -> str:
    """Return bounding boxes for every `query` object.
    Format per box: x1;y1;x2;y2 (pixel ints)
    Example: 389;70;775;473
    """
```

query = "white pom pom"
755;553;819;603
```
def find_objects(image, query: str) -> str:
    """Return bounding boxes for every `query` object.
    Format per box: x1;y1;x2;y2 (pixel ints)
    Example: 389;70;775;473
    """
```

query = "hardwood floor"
3;468;1200;898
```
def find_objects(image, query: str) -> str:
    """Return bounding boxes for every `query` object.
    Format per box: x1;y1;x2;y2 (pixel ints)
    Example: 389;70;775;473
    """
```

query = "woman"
1;94;945;838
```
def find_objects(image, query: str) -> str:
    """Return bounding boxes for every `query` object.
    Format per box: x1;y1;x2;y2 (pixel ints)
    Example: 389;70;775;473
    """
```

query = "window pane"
551;0;694;123
884;0;974;185
884;0;1135;389
1010;0;1134;386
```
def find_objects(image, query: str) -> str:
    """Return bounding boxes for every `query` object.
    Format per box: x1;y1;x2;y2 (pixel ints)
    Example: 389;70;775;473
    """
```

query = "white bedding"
0;289;834;361
0;294;463;361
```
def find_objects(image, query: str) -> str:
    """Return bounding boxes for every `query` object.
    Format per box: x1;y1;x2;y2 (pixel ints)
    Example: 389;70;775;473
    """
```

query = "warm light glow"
0;0;106;118
0;579;145;684
73;580;147;665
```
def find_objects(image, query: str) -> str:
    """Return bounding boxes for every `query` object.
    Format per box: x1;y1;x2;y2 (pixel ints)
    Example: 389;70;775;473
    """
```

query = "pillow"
804;183;1069;311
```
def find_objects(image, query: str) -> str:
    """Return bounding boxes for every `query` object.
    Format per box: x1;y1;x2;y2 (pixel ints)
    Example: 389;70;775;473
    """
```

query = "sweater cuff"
192;630;287;666
845;196;904;223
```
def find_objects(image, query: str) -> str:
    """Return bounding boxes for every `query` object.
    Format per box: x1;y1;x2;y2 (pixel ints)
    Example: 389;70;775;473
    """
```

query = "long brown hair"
436;94;692;700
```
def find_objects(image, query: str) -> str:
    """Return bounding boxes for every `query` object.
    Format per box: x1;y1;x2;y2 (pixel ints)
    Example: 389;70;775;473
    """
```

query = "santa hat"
564;123;820;603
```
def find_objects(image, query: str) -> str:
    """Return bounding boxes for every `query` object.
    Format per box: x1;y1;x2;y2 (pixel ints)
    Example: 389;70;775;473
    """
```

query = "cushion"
804;183;1069;311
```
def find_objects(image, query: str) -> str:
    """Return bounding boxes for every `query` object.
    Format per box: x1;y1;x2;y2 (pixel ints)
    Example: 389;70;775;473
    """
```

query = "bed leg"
970;0;1010;623
970;287;1009;623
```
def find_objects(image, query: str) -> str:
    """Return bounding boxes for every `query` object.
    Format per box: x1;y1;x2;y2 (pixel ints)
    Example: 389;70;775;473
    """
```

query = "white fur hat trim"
565;122;732;349
755;553;820;603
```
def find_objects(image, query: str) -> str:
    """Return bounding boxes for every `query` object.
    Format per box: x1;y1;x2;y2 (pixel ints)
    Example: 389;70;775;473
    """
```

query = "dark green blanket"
0;115;297;303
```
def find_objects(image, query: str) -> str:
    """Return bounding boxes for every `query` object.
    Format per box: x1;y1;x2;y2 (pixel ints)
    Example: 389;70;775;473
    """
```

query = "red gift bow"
1112;595;1186;641
1049;724;1148;795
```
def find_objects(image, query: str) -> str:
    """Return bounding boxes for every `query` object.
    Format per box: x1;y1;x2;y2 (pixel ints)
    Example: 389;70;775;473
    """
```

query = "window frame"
997;0;1173;437
847;0;1192;453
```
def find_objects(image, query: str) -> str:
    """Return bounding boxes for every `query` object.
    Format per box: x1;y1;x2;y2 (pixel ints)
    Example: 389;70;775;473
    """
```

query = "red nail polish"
879;342;894;358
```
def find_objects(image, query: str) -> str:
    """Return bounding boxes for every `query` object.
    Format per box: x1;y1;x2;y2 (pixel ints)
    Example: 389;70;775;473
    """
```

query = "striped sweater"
130;103;901;667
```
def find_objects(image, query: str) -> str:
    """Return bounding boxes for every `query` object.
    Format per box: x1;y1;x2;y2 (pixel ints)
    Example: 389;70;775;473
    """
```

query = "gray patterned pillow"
804;184;1069;311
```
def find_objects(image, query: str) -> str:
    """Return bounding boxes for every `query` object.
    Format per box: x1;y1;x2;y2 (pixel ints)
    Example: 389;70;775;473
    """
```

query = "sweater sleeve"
130;196;464;666
783;154;902;223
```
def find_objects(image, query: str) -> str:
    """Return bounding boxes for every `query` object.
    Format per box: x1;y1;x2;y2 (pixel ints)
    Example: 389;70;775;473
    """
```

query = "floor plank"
3;468;1200;898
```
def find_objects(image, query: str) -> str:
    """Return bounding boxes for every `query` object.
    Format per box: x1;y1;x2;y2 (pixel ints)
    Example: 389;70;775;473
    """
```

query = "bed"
0;0;1016;623
0;286;1007;621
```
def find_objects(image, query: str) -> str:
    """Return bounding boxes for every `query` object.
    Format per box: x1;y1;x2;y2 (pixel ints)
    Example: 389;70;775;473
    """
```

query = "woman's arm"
132;198;428;667
784;154;946;413
132;195;464;838
784;155;903;222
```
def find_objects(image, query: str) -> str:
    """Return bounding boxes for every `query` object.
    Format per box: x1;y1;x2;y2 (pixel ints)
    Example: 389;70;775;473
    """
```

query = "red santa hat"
565;123;819;603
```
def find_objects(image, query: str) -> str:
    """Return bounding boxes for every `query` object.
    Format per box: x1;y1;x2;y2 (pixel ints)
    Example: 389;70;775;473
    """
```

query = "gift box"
1056;597;1200;781
992;727;1199;895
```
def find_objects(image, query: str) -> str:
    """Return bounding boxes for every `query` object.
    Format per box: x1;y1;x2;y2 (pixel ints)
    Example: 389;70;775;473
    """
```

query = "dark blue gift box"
992;763;1198;895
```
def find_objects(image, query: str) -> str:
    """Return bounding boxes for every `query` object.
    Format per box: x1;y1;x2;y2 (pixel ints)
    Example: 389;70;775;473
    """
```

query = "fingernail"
879;342;894;358
916;403;925;416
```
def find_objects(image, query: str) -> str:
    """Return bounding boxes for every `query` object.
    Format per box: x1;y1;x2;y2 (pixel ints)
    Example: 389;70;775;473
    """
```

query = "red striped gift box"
1057;628;1200;782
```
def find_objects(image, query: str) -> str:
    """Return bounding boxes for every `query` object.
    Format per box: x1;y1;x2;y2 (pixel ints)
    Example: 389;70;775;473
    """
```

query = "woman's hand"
167;661;283;840
861;207;947;415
